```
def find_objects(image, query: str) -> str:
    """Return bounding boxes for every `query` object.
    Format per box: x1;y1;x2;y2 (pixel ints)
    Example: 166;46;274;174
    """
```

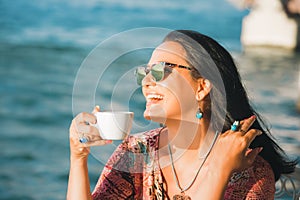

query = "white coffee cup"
93;111;134;140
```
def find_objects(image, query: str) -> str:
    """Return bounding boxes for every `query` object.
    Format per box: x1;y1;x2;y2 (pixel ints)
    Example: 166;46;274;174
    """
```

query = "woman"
67;30;297;200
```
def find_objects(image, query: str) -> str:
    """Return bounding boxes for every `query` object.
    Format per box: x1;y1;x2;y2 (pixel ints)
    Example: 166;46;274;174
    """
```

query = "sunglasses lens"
135;67;146;85
151;62;164;82
134;62;175;86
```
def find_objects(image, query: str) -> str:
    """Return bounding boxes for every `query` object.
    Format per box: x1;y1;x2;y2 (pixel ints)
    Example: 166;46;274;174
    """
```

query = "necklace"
167;131;219;200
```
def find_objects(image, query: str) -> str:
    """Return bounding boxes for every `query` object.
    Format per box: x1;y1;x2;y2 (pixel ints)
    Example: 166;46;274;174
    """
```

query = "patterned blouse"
92;128;275;200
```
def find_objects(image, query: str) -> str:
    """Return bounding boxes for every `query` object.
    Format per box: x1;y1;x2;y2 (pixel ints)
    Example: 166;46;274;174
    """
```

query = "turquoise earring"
196;108;203;119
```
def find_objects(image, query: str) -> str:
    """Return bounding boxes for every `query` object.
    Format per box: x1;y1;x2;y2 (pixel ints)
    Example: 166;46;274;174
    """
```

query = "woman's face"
142;41;199;124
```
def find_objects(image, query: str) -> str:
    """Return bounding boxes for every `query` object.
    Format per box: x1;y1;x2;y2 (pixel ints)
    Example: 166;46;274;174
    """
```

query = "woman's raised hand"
69;106;112;159
209;115;263;175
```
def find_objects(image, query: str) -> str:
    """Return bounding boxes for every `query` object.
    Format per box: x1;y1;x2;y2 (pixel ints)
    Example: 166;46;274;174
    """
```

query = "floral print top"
92;128;275;200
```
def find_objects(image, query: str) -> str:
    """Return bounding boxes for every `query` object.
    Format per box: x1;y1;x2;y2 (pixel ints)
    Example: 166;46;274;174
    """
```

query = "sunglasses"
134;62;192;85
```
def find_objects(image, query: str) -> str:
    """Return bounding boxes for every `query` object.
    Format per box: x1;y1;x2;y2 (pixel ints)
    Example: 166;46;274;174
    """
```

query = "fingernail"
251;115;256;120
105;140;113;144
258;147;263;153
96;105;100;109
258;130;262;135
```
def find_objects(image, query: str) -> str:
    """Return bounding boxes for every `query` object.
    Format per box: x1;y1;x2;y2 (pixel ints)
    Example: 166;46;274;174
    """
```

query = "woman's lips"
146;93;164;105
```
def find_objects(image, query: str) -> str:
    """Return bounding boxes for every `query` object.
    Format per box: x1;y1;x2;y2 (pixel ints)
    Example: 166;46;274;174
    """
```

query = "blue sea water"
0;0;299;199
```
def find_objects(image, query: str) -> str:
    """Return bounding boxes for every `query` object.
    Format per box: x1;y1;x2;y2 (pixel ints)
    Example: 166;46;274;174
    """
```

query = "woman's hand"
69;106;112;160
68;106;112;200
209;115;263;175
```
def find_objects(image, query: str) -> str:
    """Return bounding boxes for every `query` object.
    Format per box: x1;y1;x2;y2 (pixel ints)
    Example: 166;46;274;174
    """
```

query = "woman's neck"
161;118;210;150
158;118;217;193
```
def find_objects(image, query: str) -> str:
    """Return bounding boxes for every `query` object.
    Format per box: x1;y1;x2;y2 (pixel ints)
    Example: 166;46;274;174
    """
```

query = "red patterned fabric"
92;128;275;200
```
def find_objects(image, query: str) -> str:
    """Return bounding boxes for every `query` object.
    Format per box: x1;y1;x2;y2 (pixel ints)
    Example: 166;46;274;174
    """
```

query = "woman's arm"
67;156;92;200
66;106;112;200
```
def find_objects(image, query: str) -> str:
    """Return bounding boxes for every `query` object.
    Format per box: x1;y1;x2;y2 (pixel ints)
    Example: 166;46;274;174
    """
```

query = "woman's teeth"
147;94;163;100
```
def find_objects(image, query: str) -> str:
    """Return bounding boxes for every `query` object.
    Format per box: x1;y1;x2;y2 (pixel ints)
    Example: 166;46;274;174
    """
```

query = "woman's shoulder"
127;127;163;142
230;155;274;182
225;156;275;199
123;127;163;152
130;127;163;137
252;155;274;178
230;156;275;182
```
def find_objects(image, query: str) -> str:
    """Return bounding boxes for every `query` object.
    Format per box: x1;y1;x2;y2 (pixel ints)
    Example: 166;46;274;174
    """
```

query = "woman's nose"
142;72;156;87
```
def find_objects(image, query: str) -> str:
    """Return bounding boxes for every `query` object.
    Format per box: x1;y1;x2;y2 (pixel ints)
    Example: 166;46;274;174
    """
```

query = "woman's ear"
196;79;212;101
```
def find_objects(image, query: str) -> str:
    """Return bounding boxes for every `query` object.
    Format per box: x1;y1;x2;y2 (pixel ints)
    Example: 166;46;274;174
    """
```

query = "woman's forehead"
149;41;188;66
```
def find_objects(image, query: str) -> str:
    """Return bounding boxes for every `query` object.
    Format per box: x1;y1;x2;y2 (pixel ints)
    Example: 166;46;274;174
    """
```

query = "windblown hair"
164;30;298;181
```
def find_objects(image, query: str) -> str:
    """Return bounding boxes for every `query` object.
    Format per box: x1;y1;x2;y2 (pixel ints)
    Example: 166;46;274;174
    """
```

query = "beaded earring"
196;108;203;119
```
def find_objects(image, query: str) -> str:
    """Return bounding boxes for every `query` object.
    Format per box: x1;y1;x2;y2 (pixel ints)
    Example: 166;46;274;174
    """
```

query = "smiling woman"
140;41;202;126
66;30;298;200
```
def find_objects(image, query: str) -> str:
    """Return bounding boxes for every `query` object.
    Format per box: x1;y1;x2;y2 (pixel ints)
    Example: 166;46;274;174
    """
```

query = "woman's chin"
143;107;167;124
143;112;151;121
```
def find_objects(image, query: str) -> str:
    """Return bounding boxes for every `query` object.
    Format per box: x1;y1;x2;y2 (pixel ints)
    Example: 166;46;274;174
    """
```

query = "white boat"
228;0;300;50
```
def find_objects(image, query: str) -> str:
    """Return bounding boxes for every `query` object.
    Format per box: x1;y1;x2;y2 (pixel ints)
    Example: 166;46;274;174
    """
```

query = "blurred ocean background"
0;0;299;199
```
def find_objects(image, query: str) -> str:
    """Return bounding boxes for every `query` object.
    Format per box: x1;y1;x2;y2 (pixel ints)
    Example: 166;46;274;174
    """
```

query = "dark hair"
164;30;298;181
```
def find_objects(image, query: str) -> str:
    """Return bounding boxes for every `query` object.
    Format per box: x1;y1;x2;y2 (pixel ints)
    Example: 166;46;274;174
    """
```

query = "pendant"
173;194;191;200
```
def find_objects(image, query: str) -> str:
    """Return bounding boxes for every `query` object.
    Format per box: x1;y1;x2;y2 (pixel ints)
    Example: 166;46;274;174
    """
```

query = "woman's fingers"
86;139;113;147
77;125;101;139
215;115;263;173
71;107;111;147
75;112;97;125
78;127;112;147
238;115;256;134
92;105;100;114
234;116;262;149
74;110;98;135
245;147;263;166
244;129;262;145
76;120;100;133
